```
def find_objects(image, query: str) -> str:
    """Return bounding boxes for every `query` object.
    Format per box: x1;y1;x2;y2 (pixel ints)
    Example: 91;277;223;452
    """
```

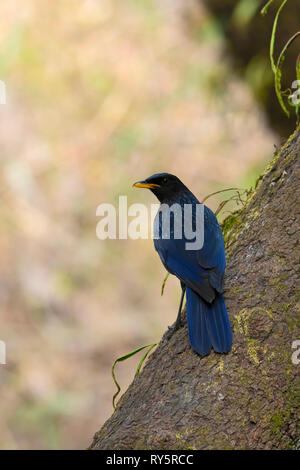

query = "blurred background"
0;0;298;449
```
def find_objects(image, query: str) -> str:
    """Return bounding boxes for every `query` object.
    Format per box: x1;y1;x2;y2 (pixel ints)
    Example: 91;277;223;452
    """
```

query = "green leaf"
135;343;157;375
262;0;300;119
275;31;300;117
296;54;300;121
161;272;169;296
111;343;157;409
269;0;287;75
261;0;277;16
200;187;242;204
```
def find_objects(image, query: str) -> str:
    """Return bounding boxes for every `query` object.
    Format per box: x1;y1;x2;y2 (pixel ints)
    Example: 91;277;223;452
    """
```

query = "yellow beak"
133;181;160;189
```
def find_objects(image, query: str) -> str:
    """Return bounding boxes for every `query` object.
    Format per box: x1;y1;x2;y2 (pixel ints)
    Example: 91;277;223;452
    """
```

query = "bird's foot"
165;320;183;340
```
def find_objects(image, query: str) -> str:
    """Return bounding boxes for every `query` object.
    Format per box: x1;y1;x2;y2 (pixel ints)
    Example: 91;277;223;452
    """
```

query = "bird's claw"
165;321;182;340
165;327;175;341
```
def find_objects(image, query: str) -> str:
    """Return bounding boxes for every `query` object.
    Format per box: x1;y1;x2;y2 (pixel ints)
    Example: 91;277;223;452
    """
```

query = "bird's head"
133;173;187;203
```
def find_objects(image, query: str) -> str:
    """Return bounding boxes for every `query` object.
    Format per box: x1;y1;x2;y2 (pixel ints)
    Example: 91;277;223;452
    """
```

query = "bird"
133;172;232;356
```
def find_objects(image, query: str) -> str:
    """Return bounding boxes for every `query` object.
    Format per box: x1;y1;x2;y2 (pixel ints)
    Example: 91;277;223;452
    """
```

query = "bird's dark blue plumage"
133;173;232;356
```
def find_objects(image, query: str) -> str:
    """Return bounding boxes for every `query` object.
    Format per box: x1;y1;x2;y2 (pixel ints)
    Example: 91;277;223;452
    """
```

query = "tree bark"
91;127;300;450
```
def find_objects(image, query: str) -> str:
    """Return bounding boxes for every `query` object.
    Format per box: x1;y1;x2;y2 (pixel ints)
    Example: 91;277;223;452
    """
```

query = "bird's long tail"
186;287;232;356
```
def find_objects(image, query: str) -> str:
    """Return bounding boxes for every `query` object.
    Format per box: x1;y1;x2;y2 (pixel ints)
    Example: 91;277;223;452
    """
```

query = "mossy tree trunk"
91;127;300;450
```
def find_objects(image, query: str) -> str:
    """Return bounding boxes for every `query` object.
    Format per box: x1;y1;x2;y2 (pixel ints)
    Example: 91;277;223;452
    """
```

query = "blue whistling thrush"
133;173;232;356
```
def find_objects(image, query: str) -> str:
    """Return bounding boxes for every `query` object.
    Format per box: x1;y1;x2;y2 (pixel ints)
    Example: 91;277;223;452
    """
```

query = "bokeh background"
0;0;298;449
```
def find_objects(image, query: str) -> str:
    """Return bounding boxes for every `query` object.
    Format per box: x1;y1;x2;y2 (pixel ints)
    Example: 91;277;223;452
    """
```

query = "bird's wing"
154;206;225;303
154;236;216;303
195;207;226;294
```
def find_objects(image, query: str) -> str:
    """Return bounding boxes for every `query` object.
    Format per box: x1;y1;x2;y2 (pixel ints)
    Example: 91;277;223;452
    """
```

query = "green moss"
257;126;299;188
233;308;276;364
267;351;276;361
221;211;246;249
234;308;251;336
221;126;300;258
173;426;210;450
222;213;239;235
247;339;260;364
231;287;241;295
217;357;224;372
271;411;285;433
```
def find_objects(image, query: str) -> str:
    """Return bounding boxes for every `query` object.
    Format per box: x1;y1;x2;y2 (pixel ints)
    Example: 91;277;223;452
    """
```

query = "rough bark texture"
91;127;300;450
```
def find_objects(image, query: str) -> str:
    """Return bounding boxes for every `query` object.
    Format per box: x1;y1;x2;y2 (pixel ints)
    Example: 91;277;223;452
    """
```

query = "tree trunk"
91;127;300;450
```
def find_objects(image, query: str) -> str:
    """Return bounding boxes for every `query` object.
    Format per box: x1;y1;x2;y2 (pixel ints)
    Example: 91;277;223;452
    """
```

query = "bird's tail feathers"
186;287;232;356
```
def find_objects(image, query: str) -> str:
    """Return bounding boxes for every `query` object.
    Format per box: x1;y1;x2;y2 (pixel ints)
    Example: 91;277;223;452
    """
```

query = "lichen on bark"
91;127;300;450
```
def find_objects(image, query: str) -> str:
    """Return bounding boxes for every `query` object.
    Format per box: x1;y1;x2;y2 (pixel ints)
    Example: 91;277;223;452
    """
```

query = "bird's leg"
174;285;186;329
166;285;186;340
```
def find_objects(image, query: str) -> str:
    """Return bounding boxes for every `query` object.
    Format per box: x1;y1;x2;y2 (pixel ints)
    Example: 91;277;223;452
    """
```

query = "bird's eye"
162;177;168;184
